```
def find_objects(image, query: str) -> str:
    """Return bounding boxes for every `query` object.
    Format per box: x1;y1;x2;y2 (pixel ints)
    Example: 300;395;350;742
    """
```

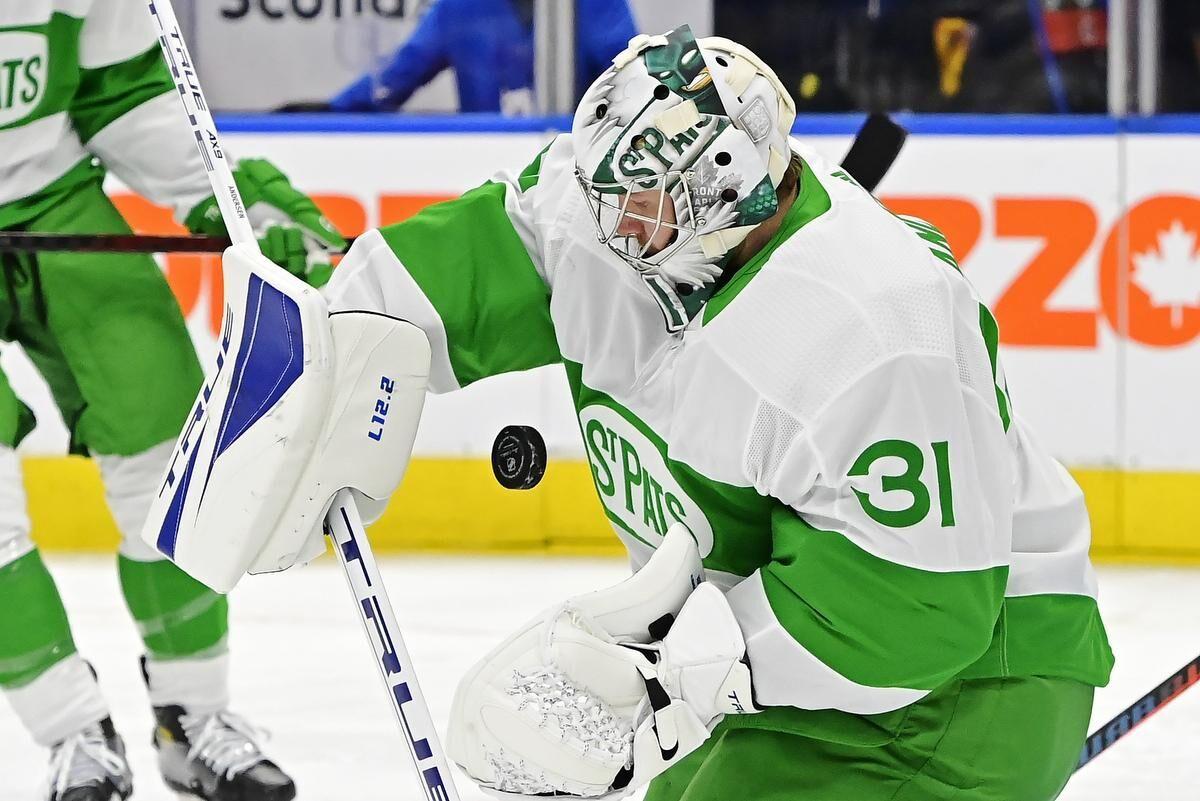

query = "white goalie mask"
572;26;796;330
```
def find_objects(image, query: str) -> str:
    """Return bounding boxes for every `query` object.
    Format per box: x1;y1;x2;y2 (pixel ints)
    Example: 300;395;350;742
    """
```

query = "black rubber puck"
491;425;546;490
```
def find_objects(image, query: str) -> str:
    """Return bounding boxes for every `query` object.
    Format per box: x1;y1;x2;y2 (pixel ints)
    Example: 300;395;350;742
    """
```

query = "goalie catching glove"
185;158;346;286
448;524;760;799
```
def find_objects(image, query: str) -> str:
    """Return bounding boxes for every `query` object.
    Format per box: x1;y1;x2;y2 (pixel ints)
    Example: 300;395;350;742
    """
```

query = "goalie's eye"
682;48;699;67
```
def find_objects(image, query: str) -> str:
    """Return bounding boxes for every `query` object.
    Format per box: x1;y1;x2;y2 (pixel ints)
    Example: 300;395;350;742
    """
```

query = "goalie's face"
575;166;701;273
607;186;682;259
616;188;678;255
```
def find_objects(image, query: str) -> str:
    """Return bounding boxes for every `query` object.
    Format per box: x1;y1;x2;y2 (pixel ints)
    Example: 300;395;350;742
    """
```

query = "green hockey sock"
117;556;229;660
0;550;76;688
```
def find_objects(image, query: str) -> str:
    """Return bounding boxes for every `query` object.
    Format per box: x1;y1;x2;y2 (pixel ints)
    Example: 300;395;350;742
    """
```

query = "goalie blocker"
141;244;430;592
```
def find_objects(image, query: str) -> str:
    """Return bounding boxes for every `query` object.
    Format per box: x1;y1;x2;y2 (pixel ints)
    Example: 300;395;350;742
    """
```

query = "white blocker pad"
141;244;430;592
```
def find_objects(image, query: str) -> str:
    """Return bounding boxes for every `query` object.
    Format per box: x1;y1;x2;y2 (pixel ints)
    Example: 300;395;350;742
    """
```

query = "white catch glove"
448;524;759;799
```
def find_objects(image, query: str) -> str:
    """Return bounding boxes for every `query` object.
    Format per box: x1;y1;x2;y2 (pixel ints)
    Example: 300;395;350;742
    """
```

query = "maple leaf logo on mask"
690;156;743;212
1131;220;1200;327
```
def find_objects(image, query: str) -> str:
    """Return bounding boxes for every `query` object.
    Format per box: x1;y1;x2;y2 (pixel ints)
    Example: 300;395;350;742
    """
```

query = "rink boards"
6;115;1200;561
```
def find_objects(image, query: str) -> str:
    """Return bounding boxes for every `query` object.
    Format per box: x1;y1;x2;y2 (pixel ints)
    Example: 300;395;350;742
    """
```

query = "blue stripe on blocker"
156;423;206;558
212;275;305;462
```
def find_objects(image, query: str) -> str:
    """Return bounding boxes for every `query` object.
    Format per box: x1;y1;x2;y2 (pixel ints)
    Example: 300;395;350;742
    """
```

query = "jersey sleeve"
323;136;570;393
73;0;212;219
726;350;1014;715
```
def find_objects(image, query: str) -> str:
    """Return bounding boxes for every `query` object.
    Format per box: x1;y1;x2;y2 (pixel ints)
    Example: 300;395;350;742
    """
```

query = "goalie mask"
572;26;796;331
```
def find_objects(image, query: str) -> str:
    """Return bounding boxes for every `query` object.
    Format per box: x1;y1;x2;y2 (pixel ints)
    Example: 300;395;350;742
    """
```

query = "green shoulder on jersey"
376;145;561;388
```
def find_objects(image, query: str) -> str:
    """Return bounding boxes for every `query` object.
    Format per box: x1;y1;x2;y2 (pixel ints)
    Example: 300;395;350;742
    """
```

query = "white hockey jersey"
0;0;210;228
325;135;1113;729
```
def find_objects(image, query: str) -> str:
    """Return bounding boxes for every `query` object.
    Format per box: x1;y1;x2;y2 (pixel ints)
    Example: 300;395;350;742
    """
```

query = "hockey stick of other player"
0;232;235;253
144;2;462;800
1075;652;1200;771
840;112;908;193
1;114;909;255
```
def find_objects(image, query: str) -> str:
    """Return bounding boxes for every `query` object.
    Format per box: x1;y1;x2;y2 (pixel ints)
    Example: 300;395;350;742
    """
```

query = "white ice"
2;556;1197;800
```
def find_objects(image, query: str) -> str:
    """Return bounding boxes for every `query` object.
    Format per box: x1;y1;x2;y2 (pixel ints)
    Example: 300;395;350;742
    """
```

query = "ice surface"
2;555;1196;800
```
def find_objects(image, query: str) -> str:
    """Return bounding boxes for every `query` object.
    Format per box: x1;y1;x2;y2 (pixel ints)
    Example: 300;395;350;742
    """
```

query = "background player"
320;26;1114;800
323;0;637;114
0;1;343;799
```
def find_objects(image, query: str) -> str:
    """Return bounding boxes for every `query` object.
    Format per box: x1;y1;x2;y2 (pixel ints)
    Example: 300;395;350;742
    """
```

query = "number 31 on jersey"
848;439;955;529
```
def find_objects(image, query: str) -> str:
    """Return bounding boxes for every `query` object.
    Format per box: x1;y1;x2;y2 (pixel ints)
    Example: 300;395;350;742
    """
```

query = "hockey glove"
185;158;346;287
447;524;760;799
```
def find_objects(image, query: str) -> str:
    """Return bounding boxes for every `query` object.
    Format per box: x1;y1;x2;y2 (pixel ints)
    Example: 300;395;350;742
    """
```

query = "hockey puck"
491;425;546;490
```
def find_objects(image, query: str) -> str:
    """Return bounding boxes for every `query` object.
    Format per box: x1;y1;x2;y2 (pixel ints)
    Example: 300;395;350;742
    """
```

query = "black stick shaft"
0;231;364;254
841;112;908;193
0;232;235;253
1075;653;1200;770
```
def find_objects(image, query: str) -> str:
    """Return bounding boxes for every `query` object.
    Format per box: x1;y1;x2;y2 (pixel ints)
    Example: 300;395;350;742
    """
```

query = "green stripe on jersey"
962;593;1114;686
0;12;84;132
0;157;102;236
899;214;1013;430
762;505;1007;691
703;159;832;324
565;360;776;580
379;181;561;387
901;215;960;271
518;143;552;192
977;303;1013;431
72;44;174;142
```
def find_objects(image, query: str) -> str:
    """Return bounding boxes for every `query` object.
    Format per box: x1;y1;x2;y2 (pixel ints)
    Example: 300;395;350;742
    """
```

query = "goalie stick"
0;113;908;255
1075;651;1200;771
143;2;461;800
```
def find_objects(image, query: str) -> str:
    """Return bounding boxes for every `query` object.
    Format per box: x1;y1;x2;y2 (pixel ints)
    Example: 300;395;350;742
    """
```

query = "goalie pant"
322;135;1114;799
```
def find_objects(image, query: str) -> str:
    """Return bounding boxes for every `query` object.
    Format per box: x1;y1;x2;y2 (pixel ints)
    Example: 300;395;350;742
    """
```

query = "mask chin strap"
697;224;755;260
